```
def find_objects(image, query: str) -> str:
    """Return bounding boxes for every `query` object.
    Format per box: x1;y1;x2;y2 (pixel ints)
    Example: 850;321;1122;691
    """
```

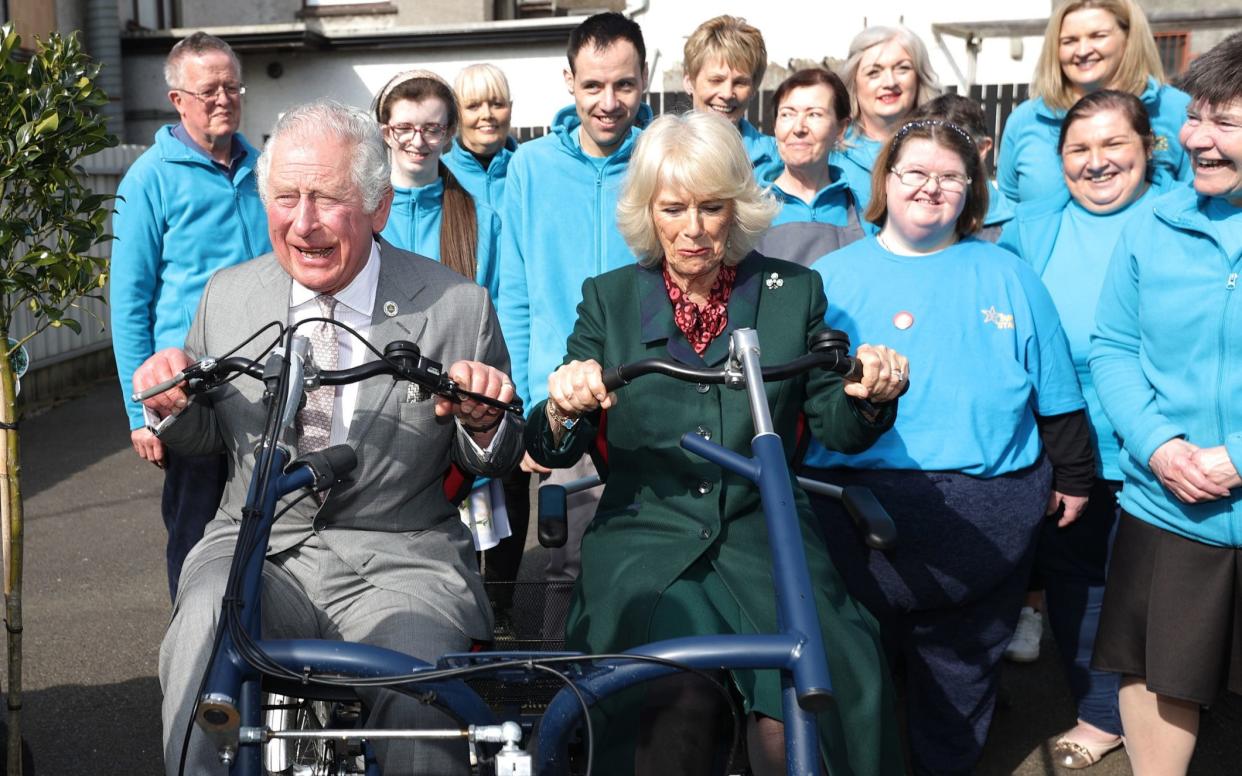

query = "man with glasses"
110;31;270;600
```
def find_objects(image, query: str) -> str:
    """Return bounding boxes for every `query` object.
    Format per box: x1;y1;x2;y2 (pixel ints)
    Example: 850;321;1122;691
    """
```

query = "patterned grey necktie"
298;294;338;453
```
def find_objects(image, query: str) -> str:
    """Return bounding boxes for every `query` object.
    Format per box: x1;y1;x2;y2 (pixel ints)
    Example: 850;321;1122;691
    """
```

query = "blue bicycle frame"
182;326;879;775
535;327;844;774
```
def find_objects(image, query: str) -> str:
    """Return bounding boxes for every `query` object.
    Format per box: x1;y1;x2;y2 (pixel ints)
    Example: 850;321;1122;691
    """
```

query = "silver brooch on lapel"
383;300;399;317
765;272;784;290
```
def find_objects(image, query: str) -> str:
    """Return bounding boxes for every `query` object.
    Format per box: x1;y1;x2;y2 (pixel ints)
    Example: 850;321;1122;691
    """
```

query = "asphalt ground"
5;378;1240;774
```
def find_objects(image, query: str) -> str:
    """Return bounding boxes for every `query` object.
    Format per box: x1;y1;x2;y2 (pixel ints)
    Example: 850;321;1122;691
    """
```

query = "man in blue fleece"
109;32;270;599
497;11;648;596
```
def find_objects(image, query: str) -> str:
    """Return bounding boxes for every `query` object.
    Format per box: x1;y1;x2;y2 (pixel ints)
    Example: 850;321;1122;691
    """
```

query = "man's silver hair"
256;100;393;214
164;31;242;90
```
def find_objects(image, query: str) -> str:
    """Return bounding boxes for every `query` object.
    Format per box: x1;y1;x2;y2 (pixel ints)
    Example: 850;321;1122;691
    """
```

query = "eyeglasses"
889;167;972;192
385;123;448;144
175;83;245;102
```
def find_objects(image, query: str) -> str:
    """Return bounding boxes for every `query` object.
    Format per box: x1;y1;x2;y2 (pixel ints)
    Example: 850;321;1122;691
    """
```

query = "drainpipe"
85;0;126;139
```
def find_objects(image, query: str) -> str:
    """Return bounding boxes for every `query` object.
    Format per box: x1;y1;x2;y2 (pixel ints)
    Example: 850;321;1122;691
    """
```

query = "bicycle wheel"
263;693;341;775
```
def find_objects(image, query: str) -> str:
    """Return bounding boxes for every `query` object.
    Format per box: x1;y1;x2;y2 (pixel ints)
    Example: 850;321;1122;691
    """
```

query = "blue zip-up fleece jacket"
110;125;270;429
830;127;884;218
740;118;779;178
754;164;867;266
1001;185;1163;480
1090;186;1242;547
443;136;518;211
998;78;1191;205
379;178;502;302
497;104;649;405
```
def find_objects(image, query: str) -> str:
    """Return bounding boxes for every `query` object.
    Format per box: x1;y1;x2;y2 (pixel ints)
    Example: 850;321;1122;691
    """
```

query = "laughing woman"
374;70;501;299
1089;33;1242;775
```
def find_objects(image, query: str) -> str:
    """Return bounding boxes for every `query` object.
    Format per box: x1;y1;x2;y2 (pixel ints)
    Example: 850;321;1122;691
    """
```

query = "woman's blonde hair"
453;63;512;107
839;26;941;124
683;14;768;85
617;111;778;267
1031;0;1165;111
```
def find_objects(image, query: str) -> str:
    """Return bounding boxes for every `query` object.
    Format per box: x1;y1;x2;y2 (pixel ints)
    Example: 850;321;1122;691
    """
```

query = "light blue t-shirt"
805;236;1084;475
1042;187;1158;479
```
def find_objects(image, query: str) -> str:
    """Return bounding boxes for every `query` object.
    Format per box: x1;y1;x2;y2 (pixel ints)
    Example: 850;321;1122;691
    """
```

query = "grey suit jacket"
160;240;523;639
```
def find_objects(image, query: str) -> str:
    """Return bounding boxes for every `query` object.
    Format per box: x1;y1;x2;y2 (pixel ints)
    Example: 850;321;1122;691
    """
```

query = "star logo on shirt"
981;305;1015;330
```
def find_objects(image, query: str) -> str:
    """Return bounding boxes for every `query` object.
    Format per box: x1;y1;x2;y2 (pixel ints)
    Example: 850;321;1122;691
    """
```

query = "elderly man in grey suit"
134;99;522;776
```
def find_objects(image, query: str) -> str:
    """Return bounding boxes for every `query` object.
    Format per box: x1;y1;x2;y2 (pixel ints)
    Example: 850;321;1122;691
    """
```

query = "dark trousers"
161;448;227;601
803;460;1050;775
1033;478;1122;734
483;468;531;612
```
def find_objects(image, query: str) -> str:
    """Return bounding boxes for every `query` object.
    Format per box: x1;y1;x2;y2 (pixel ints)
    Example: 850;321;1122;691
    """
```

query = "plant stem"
0;333;23;776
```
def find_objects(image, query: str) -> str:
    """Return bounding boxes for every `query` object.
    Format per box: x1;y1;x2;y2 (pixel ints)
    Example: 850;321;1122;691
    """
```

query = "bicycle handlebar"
599;329;863;393
133;340;524;416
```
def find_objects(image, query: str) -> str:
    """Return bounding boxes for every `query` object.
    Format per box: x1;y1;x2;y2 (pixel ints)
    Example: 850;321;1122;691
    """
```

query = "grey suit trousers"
160;519;472;776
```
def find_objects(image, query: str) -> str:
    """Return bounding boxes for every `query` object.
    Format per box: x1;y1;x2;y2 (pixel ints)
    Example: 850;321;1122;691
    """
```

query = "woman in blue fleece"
997;0;1190;205
755;68;867;265
373;70;501;300
803;118;1094;775
444;63;517;211
1089;33;1242;774
999;89;1167;769
832;26;941;215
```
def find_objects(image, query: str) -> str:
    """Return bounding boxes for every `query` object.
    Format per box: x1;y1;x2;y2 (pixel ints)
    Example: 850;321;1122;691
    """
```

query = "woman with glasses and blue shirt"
802;118;1093;774
373;70;501;300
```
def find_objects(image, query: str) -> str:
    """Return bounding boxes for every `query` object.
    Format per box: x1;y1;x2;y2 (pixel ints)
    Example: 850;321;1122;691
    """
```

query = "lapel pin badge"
765;272;784;290
383;300;399;317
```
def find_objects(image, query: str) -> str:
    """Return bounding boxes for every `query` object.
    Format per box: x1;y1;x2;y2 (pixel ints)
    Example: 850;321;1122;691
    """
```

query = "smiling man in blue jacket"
109;32;270;599
497;11;648;595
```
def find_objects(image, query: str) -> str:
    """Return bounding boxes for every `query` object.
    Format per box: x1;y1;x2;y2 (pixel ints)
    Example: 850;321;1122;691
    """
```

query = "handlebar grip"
131;370;187;403
537;484;568;548
601;366;625;393
841;356;864;383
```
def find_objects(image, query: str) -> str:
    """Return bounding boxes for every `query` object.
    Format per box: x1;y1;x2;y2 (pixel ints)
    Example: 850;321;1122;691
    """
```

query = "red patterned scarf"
663;264;737;355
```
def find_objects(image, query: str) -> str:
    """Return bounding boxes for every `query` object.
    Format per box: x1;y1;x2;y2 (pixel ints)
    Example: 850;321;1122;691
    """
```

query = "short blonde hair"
839;26;941;124
1031;0;1165;111
683;15;768;85
617;112;778;267
453;63;512;107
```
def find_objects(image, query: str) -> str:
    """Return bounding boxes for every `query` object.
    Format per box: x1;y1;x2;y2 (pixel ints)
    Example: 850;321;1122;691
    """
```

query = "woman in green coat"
525;111;909;776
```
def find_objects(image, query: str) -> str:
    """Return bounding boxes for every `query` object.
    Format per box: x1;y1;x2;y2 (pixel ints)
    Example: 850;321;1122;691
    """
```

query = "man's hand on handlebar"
134;348;195;420
842;344;909;404
435;360;516;445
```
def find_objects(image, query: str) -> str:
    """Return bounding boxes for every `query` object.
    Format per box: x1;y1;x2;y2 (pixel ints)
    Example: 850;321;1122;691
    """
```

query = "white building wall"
121;0;1056;142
